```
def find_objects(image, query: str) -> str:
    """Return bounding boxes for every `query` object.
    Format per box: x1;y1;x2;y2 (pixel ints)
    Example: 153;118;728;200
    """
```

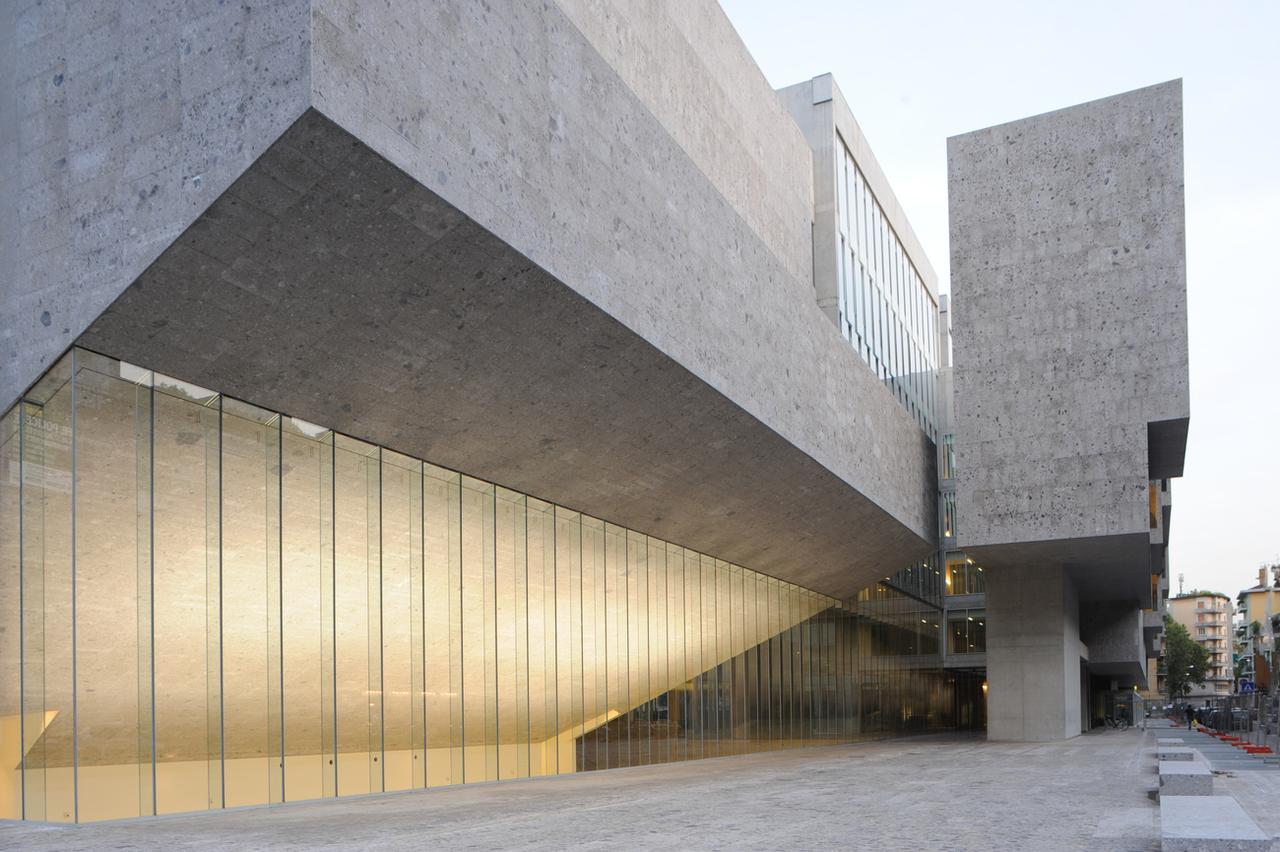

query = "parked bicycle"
1104;714;1130;730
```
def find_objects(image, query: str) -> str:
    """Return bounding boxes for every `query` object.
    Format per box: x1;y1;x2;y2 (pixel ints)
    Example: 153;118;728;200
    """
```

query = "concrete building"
1235;566;1280;691
0;0;1185;824
948;81;1188;740
778;75;987;727
1167;592;1234;697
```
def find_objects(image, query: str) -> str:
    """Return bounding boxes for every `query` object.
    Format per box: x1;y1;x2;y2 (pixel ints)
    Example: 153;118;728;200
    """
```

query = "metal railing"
1192;693;1280;753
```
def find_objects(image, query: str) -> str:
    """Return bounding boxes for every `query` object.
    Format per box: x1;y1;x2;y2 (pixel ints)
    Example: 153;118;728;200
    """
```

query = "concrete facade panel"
4;1;936;556
79;112;930;598
307;0;937;543
986;564;1083;741
0;0;313;411
1080;601;1145;685
949;80;1188;553
555;0;814;288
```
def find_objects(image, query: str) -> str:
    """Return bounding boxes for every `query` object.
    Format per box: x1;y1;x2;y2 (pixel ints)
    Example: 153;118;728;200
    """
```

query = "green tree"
1162;615;1212;702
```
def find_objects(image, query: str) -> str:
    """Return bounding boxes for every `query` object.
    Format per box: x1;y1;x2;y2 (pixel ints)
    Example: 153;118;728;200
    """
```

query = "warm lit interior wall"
0;348;953;823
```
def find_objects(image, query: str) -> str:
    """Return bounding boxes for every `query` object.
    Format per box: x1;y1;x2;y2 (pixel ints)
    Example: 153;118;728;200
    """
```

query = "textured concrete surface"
306;0;938;545
1160;796;1269;852
557;0;814;288
949;81;1188;740
985;564;1085;741
1159;761;1213;796
7;1;938;591
973;536;1154;603
0;727;1200;851
1220;770;1280;843
79;111;928;599
1157;747;1196;761
949;80;1189;559
1081;601;1146;684
0;0;312;410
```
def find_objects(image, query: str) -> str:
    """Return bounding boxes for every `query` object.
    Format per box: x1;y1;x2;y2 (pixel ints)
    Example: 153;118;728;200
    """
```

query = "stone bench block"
1158;747;1197;761
1159;761;1213;796
1160;795;1268;851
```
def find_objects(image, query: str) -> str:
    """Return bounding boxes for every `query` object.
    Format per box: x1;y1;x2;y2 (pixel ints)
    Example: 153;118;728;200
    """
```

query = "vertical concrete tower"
948;81;1189;740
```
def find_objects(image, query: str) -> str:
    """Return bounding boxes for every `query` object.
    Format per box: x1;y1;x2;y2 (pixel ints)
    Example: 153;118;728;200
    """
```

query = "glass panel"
333;433;376;797
666;544;685;764
73;357;148;821
423;465;461;786
715;560;731;755
526;498;556;777
0;347;962;823
0;406;20;820
604;524;627;769
756;573;772;752
221;398;277;808
647;539;667;763
684;548;702;761
460;475;494;783
379;450;418;792
479;484;497;783
280;419;334;802
152;378;221;815
627;532;648;767
554;508;579;775
700;554;716;756
578;516;605;772
495;487;525;780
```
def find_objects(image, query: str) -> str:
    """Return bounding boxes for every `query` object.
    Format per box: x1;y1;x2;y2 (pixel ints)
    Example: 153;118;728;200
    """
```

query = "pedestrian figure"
1185;704;1194;730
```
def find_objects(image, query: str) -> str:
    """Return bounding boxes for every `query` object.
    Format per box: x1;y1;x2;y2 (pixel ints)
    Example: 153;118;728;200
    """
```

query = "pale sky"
720;0;1280;600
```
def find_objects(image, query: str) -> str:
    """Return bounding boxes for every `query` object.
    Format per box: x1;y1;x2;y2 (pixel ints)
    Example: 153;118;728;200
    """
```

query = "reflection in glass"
0;349;958;823
945;552;985;596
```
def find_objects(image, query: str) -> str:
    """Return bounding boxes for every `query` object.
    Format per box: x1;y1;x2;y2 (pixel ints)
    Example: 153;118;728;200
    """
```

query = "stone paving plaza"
2;726;1277;851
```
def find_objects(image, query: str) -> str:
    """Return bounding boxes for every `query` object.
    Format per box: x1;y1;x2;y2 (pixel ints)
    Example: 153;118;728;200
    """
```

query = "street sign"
1239;679;1256;693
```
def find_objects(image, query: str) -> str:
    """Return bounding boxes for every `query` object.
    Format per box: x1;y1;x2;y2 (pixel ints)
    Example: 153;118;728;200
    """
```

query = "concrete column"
986;564;1084;741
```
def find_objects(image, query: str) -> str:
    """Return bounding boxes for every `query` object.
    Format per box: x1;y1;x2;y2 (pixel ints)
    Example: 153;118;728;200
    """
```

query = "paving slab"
1159;761;1214;796
1160;795;1269;852
1218;770;1280;842
0;731;1167;851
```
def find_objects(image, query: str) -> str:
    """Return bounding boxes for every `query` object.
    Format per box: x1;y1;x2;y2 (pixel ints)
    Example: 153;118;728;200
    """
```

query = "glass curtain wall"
946;610;987;656
833;134;940;438
0;349;952;823
944;553;986;597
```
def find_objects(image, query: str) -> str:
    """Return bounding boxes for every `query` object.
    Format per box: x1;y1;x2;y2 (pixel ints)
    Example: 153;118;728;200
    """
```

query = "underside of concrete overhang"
1087;659;1147;688
77;109;931;600
964;532;1151;603
1148;417;1189;480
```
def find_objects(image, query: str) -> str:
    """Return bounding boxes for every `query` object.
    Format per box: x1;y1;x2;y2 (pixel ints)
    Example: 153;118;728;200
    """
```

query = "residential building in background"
1167;592;1234;697
1235;566;1280;692
0;1;1185;823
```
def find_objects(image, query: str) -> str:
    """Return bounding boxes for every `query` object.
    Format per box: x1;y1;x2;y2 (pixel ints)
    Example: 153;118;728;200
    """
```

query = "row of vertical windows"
944;553;986;597
942;492;957;542
0;348;958;823
882;557;944;608
946;609;987;655
833;134;940;439
940;434;956;481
